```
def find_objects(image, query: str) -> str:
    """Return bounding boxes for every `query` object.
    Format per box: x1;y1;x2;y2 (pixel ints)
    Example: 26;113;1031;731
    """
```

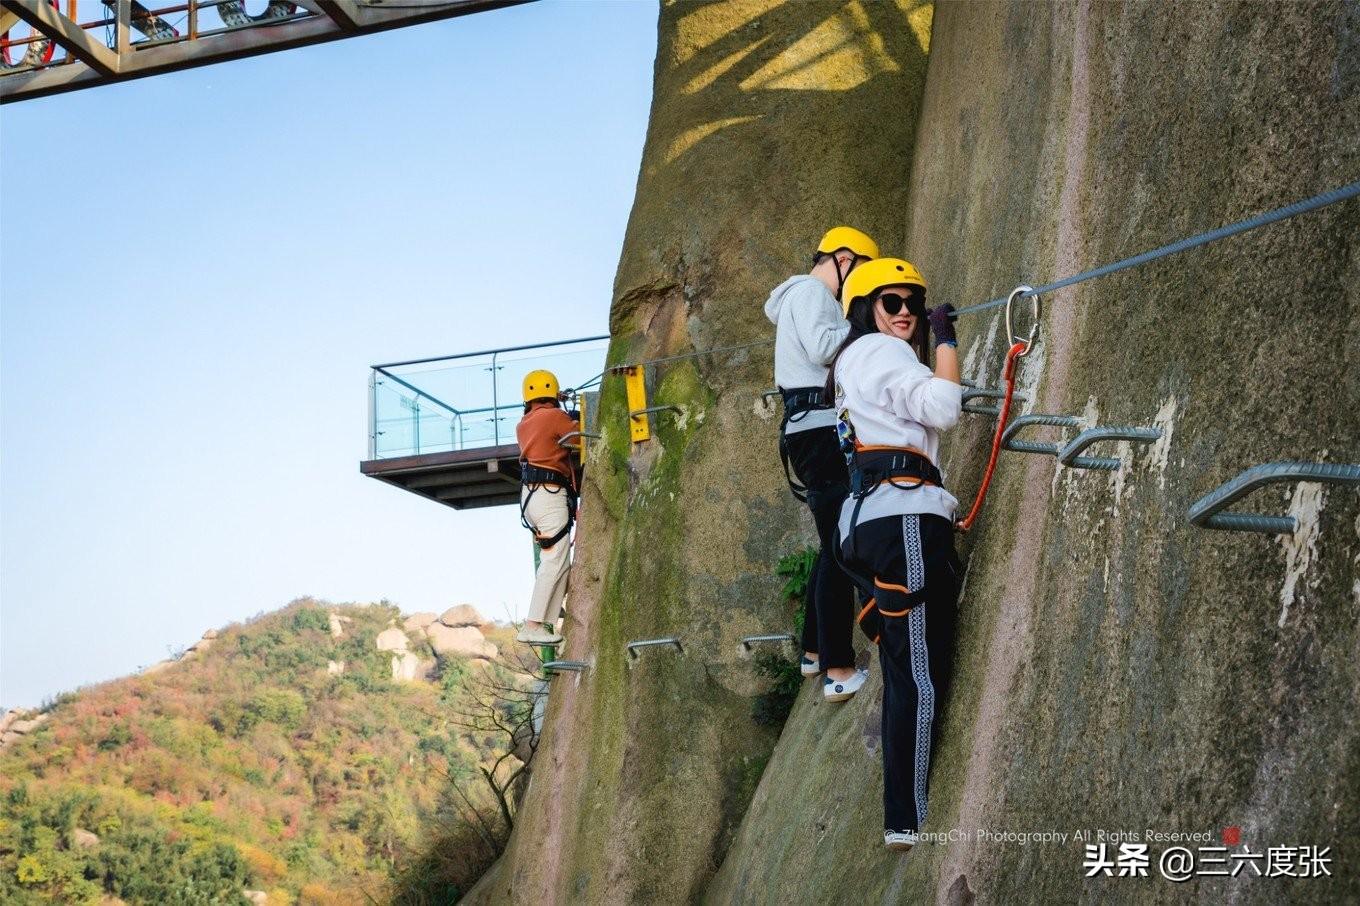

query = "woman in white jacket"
825;257;962;852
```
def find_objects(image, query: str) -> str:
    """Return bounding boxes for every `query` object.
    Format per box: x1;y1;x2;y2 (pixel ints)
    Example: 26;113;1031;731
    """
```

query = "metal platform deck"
360;442;523;511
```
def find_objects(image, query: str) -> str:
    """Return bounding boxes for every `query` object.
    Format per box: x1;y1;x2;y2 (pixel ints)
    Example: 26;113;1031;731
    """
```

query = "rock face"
374;627;409;653
425;623;497;660
0;711;48;749
328;612;352;638
471;2;1360;905
465;2;931;902
0;709;24;736
402;612;438;632
390;651;423;683
437;604;486;628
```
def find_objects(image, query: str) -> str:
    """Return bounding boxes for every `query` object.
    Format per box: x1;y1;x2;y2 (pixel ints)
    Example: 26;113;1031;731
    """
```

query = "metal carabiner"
1004;284;1040;358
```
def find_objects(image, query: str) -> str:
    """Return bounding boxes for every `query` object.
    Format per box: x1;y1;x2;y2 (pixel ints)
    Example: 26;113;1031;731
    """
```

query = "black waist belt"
837;447;945;588
780;385;831;427
520;464;573;489
849;448;943;498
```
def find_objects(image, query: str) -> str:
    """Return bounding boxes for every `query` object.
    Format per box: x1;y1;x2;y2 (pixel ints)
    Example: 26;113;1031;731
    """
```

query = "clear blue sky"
0;0;658;709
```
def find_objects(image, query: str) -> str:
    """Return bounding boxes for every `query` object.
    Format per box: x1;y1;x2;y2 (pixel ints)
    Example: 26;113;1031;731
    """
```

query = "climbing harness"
837;444;944;575
955;285;1038;533
519;463;577;550
777;385;832;501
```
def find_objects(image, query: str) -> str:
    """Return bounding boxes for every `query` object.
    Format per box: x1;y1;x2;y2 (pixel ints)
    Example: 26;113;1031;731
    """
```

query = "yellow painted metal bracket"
623;366;650;442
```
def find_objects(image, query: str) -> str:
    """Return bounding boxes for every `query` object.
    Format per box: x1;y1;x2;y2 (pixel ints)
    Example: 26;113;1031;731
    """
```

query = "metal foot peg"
625;637;684;666
542;660;588;676
740;633;795;653
1057;426;1162;471
962;386;1028;417
1002;415;1160;470
1188;461;1360;534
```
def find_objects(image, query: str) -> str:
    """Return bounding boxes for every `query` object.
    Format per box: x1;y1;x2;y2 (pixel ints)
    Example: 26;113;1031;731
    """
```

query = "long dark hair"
823;289;931;401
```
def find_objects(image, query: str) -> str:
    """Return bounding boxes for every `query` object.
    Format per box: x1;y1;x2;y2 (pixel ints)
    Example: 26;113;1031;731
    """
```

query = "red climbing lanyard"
956;285;1040;533
956;341;1026;532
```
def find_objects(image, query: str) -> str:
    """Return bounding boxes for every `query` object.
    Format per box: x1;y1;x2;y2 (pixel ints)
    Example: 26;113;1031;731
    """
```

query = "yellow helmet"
816;226;879;261
841;258;927;316
522;369;560;403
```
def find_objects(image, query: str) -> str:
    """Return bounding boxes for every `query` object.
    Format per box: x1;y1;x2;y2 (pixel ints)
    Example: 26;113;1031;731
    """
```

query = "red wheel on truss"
1;0;59;70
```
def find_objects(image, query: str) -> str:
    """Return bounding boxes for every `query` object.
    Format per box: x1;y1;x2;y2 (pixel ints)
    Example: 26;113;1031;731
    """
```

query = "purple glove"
928;303;958;346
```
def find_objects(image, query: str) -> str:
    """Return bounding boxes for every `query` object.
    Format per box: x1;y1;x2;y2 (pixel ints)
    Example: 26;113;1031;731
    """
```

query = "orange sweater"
516;402;579;477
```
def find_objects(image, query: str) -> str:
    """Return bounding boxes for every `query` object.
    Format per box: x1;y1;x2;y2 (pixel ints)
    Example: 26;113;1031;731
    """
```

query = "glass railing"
367;335;610;459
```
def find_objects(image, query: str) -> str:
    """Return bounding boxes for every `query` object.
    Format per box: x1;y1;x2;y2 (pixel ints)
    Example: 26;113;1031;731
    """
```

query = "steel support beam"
295;0;361;32
1;0;533;103
1;0;120;76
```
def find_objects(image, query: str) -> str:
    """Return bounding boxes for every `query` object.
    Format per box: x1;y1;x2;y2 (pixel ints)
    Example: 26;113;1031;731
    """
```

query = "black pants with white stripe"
841;513;959;833
783;426;856;670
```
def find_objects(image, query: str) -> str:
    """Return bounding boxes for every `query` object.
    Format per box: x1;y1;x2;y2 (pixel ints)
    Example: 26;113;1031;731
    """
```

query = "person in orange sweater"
515;369;581;645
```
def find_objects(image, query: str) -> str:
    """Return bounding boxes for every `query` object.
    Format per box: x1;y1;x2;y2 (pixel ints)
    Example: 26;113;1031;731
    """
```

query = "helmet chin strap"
835;253;855;300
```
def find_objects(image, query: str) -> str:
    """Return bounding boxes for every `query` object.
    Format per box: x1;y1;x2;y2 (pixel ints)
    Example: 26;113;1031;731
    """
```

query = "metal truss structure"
0;0;529;103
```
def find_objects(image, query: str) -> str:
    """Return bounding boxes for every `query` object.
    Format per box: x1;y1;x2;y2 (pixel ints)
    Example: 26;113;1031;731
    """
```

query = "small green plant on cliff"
751;547;819;726
776;547;817;639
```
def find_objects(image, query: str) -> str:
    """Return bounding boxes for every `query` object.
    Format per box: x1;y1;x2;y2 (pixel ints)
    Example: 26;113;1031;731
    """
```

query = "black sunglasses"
876;292;926;317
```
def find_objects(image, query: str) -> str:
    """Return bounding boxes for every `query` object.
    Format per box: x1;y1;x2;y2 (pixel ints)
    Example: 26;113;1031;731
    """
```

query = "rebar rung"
559;430;602;447
542;660;588;675
1188;461;1360;535
625;637;684;661
1057;426;1162;471
740;633;795;651
630;405;682;418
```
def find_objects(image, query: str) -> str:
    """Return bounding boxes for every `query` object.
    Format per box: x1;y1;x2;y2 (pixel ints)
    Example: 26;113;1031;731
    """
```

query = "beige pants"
523;484;572;625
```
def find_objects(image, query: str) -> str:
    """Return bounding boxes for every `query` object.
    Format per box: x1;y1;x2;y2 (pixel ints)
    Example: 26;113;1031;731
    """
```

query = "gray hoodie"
763;274;850;434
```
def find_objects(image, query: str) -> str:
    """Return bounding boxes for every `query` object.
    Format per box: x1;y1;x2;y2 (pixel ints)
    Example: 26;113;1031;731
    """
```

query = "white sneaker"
516;626;563;646
823;668;868;702
800;654;820;677
884;830;919;852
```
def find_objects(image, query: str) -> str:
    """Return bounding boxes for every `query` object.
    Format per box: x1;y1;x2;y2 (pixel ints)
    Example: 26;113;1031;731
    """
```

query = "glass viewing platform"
360;335;608;510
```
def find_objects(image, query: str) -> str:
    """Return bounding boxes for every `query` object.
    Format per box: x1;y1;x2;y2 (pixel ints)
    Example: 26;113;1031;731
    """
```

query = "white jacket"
833;333;962;529
764;275;849;434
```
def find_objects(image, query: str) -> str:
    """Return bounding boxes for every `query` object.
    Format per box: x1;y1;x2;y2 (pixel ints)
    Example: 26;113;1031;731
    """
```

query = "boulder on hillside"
426;623;498;660
391;651;427;682
327;660;345;676
403;612;439;632
202;628;219;640
72;828;99;849
0;709;27;735
244;892;268;905
439;604;488;628
11;715;47;735
375;627;409;652
328;612;352;638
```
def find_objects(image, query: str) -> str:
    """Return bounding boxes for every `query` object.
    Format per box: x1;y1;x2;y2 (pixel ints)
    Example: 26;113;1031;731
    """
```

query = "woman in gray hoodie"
764;226;878;702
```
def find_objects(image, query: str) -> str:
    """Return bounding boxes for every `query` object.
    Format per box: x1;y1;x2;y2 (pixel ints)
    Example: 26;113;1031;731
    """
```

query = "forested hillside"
0;599;532;904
